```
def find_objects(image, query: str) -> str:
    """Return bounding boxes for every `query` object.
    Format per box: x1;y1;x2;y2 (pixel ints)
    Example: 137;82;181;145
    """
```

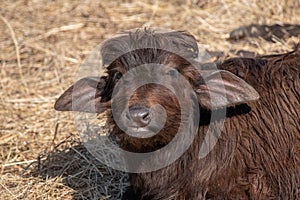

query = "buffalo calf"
55;28;300;199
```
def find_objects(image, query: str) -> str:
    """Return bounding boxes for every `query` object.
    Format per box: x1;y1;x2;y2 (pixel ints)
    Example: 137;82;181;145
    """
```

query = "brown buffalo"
55;28;300;199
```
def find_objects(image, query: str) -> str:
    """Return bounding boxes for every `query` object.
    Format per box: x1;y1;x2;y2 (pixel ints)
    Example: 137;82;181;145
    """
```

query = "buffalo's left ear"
54;76;109;113
196;70;259;110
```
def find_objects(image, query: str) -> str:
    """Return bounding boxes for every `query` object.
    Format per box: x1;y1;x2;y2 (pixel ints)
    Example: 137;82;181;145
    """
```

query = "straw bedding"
0;0;299;199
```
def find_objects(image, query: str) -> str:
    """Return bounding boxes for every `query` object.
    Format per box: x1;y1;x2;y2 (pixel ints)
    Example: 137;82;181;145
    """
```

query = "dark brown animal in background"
55;28;300;199
229;23;300;42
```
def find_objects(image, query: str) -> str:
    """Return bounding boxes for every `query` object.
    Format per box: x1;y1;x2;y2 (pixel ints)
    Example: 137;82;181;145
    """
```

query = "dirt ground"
0;0;299;199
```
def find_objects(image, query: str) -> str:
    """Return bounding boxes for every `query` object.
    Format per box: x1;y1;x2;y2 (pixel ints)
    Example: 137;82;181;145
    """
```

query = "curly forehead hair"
100;28;199;69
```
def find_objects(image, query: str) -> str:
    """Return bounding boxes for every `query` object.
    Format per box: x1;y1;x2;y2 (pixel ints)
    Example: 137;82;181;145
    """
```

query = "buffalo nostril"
128;105;151;127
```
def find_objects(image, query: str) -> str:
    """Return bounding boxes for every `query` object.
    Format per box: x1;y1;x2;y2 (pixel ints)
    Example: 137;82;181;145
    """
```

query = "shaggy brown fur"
55;28;300;199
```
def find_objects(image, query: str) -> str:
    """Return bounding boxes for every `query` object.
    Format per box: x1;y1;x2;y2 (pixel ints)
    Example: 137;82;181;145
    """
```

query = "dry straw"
0;0;299;199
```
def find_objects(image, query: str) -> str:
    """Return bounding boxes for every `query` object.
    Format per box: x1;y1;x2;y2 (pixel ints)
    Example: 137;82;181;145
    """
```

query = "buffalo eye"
167;69;179;77
113;72;123;81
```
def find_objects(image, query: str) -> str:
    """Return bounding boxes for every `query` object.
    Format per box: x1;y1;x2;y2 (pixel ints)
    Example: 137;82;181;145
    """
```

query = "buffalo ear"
196;70;259;110
54;76;108;113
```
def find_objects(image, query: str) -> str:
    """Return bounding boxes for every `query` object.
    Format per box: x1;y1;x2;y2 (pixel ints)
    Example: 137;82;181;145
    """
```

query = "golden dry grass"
0;0;299;199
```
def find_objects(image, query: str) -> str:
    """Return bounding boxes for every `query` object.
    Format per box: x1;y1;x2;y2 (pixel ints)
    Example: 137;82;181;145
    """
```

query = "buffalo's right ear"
196;70;259;110
54;76;109;113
